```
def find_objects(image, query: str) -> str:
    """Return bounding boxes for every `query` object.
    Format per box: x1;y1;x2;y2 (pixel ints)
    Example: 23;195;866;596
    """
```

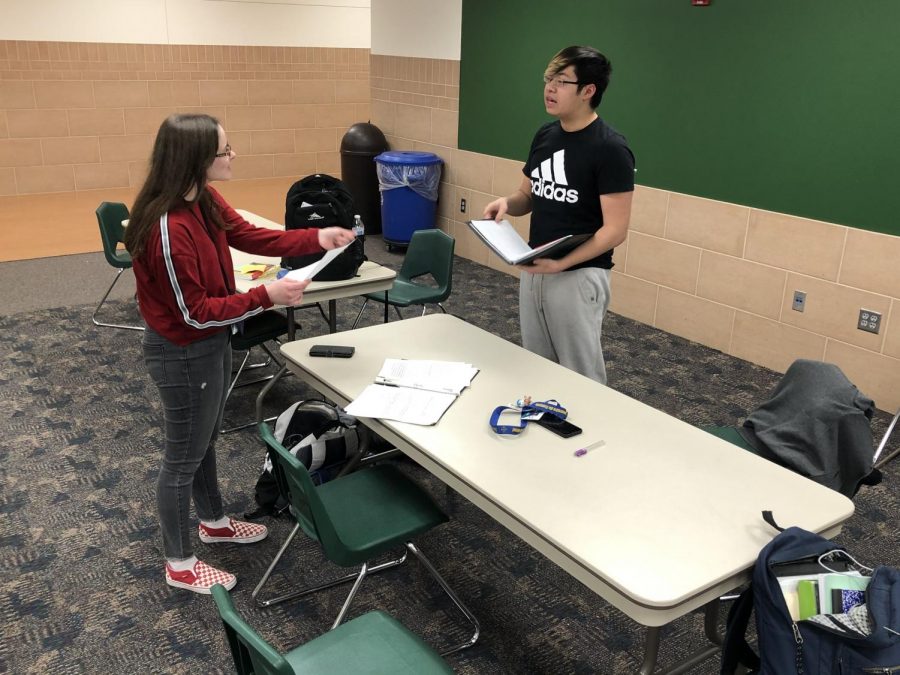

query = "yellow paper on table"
235;263;279;281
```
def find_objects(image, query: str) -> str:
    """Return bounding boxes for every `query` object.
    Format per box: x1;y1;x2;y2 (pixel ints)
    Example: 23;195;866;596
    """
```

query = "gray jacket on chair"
738;359;876;498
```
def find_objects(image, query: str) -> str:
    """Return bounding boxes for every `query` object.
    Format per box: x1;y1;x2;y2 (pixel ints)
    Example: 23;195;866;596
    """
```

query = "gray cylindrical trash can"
375;151;443;248
340;122;388;235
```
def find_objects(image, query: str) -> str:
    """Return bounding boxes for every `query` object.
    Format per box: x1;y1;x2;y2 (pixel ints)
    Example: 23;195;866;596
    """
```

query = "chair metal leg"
228;344;283;391
358;448;403;466
394;305;404;321
221;414;277;435
406;541;481;656
351;298;370;330
252;531;478;654
252;536;409;608
874;406;900;468
92;268;144;331
332;562;369;629
225;350;253;402
221;343;286;434
417;303;446;317
252;522;301;606
312;302;331;327
236;352;273;374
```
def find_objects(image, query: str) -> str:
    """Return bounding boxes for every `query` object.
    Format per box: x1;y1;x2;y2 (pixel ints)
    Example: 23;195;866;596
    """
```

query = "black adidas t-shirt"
523;117;635;269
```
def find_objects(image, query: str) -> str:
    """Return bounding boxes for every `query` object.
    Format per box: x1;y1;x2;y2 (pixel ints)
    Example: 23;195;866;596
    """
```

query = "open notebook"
467;219;591;265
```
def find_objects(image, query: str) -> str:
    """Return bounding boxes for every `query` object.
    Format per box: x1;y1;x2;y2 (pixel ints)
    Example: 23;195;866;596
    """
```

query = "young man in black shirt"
484;45;635;384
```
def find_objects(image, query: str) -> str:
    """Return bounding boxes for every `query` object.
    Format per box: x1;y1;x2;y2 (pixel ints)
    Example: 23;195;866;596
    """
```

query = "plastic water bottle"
353;214;365;253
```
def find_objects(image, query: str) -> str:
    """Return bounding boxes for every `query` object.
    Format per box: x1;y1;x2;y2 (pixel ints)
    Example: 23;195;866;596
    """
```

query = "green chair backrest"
211;584;294;675
258;423;343;555
96;202;132;268
397;229;455;302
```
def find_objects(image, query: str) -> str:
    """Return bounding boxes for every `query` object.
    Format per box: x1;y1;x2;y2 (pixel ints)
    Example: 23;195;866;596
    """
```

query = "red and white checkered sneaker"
165;560;236;594
198;518;268;545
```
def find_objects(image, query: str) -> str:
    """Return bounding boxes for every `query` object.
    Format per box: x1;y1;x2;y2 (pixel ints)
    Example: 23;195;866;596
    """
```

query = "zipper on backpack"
860;667;900;673
792;622;805;674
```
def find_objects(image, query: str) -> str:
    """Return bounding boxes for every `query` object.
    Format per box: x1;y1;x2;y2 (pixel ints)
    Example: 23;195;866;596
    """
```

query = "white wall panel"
0;0;370;47
371;0;460;59
166;0;370;47
0;0;169;43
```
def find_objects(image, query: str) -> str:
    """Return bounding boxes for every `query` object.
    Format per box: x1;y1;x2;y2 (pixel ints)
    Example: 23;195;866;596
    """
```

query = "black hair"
546;45;612;109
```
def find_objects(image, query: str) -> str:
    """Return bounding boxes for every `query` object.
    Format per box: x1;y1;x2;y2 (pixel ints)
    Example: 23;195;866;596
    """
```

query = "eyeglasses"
215;144;232;158
543;75;581;88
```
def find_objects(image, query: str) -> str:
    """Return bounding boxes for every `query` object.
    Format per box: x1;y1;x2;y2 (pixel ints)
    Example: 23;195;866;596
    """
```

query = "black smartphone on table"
534;415;582;438
309;345;355;358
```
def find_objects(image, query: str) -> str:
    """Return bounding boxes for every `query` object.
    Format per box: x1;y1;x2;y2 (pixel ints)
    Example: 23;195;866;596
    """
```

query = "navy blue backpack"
721;516;900;674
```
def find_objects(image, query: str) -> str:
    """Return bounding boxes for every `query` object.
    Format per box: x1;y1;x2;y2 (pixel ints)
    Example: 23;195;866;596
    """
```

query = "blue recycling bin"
375;151;443;247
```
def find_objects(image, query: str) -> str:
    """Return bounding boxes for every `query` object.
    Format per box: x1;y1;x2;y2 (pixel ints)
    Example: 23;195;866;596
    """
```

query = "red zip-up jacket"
133;187;321;346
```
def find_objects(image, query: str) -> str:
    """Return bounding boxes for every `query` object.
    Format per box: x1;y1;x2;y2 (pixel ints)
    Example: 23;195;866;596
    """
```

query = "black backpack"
283;174;365;281
245;400;368;519
721;515;900;674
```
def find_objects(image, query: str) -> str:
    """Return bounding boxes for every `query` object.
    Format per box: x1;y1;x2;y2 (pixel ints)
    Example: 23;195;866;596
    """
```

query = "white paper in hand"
284;243;350;282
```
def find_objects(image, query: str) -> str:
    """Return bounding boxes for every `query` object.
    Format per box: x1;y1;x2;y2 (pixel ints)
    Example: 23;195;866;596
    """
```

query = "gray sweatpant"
519;267;611;384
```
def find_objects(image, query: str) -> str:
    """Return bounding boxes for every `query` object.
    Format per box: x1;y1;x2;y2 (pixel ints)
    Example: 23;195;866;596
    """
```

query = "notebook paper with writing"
344;358;478;425
374;358;479;395
467;219;591;266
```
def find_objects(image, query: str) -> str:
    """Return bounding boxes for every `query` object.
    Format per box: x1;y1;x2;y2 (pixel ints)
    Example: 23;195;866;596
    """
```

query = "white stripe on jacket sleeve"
160;212;264;330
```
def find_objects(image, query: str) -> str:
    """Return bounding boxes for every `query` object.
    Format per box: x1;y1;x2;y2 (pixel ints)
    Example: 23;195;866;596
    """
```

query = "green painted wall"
459;1;900;235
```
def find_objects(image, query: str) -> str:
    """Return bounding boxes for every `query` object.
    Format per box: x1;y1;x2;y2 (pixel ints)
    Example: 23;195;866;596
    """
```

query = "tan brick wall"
0;40;370;196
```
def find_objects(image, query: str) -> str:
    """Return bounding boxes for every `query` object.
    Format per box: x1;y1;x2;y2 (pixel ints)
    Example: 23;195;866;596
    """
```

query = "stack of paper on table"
345;358;479;425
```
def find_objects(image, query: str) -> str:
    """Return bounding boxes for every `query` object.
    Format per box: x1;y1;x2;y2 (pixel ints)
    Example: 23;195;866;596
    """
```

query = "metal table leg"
639;599;723;675
327;299;337;333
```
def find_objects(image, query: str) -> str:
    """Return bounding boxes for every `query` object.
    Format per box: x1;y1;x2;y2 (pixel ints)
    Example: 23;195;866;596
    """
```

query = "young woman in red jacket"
124;114;355;594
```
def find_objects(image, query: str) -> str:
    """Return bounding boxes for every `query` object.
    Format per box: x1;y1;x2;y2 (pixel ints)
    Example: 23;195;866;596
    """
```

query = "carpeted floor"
1;241;898;674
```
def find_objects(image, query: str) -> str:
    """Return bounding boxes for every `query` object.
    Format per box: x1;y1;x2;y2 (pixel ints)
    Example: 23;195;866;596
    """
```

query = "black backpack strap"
762;509;786;532
720;586;760;674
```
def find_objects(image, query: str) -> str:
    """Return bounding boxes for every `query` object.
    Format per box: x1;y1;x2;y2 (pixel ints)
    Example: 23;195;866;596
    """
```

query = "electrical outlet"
858;309;882;334
792;290;807;312
460;198;467;213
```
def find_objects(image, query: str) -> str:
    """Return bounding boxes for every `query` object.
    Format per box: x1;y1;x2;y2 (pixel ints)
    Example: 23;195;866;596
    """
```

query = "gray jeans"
142;327;231;560
519;267;611;385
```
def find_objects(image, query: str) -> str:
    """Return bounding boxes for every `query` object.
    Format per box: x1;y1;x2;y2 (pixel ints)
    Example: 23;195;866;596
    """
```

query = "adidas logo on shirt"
530;149;578;204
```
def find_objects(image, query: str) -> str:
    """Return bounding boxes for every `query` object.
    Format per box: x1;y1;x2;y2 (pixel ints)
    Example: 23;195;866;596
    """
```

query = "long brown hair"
124;113;228;258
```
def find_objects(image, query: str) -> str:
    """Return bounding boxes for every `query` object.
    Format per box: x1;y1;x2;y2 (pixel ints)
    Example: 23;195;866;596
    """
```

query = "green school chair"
702;360;898;497
351;229;454;328
93;202;143;331
211;584;453;675
252;422;479;656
